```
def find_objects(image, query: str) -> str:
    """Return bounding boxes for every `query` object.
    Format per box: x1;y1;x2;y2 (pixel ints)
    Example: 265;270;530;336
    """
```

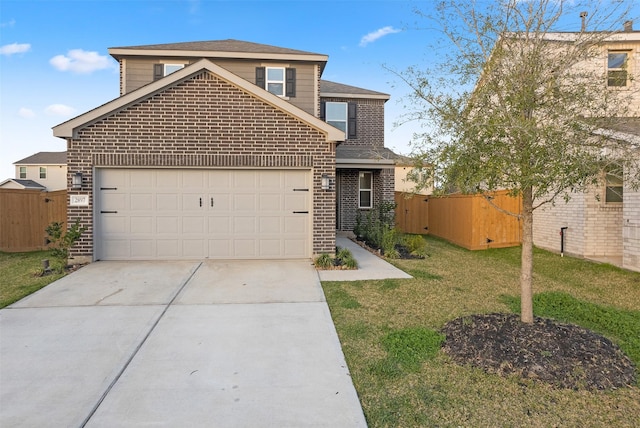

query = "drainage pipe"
560;227;568;257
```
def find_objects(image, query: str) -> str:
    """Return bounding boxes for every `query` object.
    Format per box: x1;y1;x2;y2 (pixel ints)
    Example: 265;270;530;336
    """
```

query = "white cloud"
18;108;36;119
0;43;31;55
1;19;16;28
45;104;76;116
49;49;114;74
359;26;402;47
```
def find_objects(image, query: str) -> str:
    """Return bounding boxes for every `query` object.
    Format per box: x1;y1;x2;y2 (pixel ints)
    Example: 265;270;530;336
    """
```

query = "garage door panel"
101;216;128;235
129;170;154;188
130;240;154;258
156;194;179;211
97;169;311;260
157;217;179;234
130;216;153;234
182;216;205;234
130;194;153;211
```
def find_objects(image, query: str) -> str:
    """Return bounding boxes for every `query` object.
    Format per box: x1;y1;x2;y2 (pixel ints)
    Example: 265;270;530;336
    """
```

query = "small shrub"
45;219;86;272
381;227;399;257
314;253;333;269
403;234;427;257
336;247;358;269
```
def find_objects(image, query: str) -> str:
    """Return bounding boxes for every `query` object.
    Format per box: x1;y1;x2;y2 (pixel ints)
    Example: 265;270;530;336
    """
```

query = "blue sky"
1;0;639;179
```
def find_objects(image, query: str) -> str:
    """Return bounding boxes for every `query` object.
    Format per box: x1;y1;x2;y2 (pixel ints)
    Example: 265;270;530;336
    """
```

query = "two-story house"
0;151;67;191
531;27;640;272
53;40;397;263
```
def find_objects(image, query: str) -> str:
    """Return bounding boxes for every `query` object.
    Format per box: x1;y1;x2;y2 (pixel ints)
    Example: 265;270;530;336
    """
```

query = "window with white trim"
607;51;630;87
326;102;348;134
266;67;285;96
164;64;184;76
359;171;373;209
19;167;26;179
39;167;47;179
605;167;623;203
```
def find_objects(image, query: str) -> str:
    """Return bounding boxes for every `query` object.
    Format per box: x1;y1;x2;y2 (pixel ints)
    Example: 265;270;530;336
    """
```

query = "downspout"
560;227;568;257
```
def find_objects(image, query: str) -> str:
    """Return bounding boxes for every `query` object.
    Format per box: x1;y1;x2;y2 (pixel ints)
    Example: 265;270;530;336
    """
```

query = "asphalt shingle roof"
14;151;67;165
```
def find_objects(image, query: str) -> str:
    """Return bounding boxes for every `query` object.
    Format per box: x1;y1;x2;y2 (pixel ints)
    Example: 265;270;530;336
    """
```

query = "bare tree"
395;0;640;323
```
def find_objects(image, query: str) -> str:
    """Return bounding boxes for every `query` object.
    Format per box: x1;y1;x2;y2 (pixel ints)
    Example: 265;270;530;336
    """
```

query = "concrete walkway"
318;236;413;282
0;260;367;427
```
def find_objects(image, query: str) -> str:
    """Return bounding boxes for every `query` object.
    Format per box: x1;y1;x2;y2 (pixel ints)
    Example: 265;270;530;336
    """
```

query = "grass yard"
0;251;64;308
322;236;640;427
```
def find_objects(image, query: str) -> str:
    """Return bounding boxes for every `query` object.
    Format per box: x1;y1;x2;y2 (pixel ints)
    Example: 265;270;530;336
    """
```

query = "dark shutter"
153;64;164;81
348;103;357;139
256;67;266;89
285;68;296;97
319;101;326;121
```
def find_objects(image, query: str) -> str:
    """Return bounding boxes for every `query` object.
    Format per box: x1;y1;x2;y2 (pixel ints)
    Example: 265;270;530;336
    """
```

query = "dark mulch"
353;238;425;260
441;313;637;390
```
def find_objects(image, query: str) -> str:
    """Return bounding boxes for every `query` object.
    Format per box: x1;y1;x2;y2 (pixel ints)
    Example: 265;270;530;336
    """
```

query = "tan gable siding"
121;58;317;115
66;70;335;260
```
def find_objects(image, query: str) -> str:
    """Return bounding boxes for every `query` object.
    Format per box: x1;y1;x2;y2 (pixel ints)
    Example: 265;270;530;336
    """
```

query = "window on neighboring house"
266;67;285;96
607;51;630;87
359;171;373;209
153;63;185;80
255;67;296;97
321;101;357;139
605;167;623;203
39;167;47;179
19;167;26;179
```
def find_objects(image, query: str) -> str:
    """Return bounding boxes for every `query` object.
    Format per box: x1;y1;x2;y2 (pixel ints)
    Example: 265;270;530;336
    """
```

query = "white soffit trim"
53;59;344;142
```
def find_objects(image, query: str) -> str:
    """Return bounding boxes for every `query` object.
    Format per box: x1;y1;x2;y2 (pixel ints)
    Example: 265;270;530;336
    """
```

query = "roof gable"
53;59;344;142
0;179;46;190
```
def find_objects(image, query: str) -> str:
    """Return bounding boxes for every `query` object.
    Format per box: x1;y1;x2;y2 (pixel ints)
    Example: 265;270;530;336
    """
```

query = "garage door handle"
199;198;202;207
101;210;118;214
211;198;214;207
293;211;309;214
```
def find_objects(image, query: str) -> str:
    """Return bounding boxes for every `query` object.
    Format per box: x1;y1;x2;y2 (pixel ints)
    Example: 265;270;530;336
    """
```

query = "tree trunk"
520;186;534;324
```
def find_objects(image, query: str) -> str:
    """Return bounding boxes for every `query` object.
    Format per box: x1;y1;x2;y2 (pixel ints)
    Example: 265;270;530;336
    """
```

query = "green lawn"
322;237;640;427
0;251;65;308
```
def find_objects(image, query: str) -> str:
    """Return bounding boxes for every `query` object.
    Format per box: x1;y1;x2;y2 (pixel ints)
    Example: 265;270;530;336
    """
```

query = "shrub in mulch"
441;313;637;390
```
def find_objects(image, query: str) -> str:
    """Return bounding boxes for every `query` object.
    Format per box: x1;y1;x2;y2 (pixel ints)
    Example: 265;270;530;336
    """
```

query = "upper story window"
255;67;296;97
359;171;373;209
19;167;26;179
266;67;285;96
153;63;185;80
605;167;623;203
164;64;184;76
607;51;631;87
39;167;47;179
326;102;348;133
321;101;357;139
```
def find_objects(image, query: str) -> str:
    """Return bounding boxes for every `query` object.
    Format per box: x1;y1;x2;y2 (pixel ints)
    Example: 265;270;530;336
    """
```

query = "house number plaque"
70;195;89;207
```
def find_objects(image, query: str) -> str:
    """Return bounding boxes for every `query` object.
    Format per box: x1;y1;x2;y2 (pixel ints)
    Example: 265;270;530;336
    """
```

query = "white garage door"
96;169;311;260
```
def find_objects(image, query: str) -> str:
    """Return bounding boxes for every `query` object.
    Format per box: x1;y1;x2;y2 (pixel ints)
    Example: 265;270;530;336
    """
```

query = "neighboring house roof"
336;146;400;168
108;39;329;71
14;151;67;165
53;59;345;142
0;179;46;190
595;117;640;147
320;80;390;100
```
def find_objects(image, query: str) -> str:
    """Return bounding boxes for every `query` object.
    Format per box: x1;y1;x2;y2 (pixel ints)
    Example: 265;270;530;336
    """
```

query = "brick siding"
66;70;336;259
337;168;395;231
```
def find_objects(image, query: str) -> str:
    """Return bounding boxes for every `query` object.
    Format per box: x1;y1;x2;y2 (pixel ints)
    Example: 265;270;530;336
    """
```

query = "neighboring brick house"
2;152;67;191
531;28;640;272
53;40;396;262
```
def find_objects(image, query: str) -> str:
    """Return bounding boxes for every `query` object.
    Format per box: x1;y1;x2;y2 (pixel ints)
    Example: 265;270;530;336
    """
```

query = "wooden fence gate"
0;189;67;252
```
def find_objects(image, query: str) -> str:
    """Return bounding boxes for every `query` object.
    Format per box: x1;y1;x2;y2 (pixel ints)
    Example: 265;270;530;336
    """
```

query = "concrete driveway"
0;260;367;427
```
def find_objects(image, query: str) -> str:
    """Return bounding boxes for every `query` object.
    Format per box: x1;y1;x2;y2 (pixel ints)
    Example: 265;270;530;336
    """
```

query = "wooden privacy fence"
0;189;67;252
395;190;522;250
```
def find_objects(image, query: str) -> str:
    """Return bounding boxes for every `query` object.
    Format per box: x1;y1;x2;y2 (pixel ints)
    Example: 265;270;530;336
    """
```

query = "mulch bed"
441;313;637;390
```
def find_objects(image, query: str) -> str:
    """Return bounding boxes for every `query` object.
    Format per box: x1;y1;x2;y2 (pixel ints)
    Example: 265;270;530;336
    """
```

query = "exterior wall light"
321;174;332;191
71;172;83;190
